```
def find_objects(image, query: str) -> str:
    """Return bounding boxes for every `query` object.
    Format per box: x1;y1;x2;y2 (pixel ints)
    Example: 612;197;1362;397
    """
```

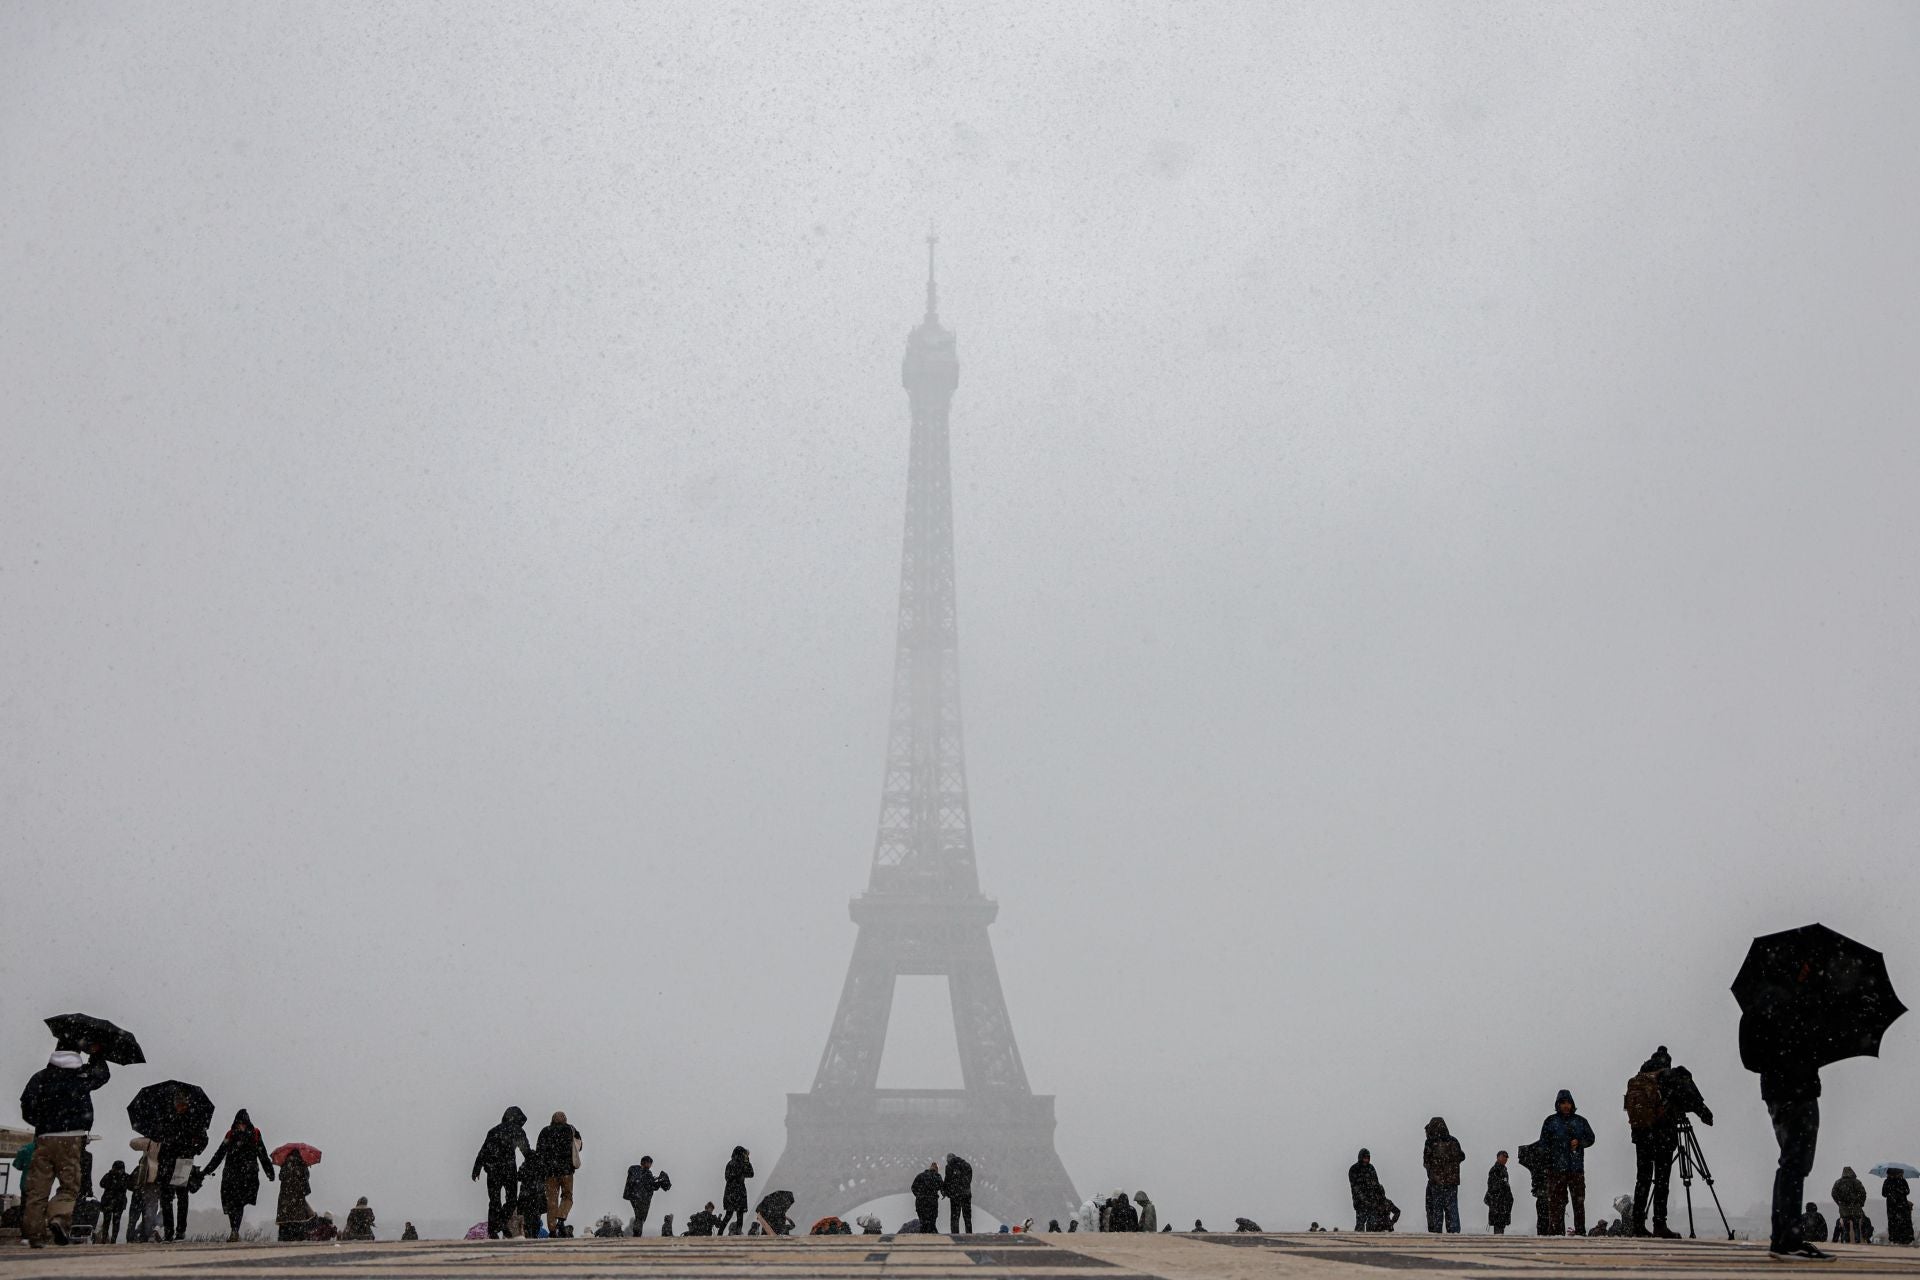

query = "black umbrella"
1733;922;1907;1073
128;1080;215;1151
44;1013;146;1065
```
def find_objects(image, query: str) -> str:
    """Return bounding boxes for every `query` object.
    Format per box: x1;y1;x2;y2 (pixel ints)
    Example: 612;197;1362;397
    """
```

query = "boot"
1653;1224;1680;1239
228;1230;241;1243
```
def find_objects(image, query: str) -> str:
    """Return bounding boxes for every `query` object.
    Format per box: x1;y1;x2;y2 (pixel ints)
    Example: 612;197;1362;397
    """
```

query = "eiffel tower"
763;238;1078;1228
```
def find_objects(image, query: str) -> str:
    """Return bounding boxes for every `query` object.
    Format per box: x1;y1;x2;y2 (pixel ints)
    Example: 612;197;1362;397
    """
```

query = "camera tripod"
1671;1117;1733;1241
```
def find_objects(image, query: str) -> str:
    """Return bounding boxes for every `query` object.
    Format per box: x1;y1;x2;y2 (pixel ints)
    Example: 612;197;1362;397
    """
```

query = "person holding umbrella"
16;1027;113;1247
1884;1167;1914;1246
202;1110;275;1242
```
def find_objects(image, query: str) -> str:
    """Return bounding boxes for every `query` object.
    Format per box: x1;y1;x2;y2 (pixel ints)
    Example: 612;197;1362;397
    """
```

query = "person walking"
1349;1149;1386;1231
275;1149;316;1242
536;1112;580;1237
1134;1190;1158;1233
1484;1151;1514;1235
720;1146;754;1236
128;1136;163;1242
942;1153;974;1233
515;1144;549;1238
1884;1169;1914;1246
1833;1167;1869;1244
16;1038;112;1248
472;1108;531;1239
99;1159;130;1244
911;1161;943;1232
1537;1089;1596;1235
1625;1047;1713;1238
158;1136;200;1242
202;1110;275;1241
1422;1117;1465;1233
624;1156;669;1236
344;1196;376;1241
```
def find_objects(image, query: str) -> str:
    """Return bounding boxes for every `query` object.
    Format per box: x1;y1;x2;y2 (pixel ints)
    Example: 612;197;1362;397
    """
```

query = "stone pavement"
5;1233;1920;1279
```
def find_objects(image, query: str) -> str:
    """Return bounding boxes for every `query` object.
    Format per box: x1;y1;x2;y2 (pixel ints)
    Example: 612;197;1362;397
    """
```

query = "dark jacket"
344;1203;376;1241
276;1156;314;1226
18;1055;111;1136
626;1165;666;1205
474;1108;531;1182
724;1148;753;1212
1834;1171;1868;1215
1802;1206;1829;1242
942;1155;973;1198
685;1207;720;1235
203;1113;275;1211
1484;1163;1514;1222
910;1167;943;1207
1348;1159;1384;1210
536;1120;579;1177
100;1165;130;1212
1107;1195;1140;1232
1538;1091;1597;1173
1422;1118;1465;1188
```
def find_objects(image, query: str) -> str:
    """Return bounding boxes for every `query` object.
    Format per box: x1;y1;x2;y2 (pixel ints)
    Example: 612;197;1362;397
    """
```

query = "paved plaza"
6;1233;1920;1280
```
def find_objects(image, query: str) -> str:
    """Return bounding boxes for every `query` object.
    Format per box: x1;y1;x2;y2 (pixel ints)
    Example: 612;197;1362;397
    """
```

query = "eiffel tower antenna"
763;239;1078;1226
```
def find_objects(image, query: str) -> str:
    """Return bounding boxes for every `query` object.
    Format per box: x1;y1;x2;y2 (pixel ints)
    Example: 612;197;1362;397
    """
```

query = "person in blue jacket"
1538;1089;1597;1236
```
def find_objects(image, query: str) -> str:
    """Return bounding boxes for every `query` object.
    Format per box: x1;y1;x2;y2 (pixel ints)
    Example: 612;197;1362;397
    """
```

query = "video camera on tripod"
1625;1048;1731;1240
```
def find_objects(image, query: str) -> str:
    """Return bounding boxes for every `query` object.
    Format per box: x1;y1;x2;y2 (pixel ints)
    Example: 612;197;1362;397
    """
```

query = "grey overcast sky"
4;0;1917;1237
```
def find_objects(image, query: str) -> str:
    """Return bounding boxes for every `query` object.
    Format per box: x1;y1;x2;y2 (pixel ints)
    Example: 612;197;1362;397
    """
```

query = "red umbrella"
270;1142;323;1167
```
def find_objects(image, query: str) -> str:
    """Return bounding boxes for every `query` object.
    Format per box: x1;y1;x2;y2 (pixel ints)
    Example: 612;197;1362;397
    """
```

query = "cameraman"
1624;1045;1712;1237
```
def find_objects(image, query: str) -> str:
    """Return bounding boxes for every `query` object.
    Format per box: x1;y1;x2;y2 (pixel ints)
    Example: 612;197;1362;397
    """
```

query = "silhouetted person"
275;1150;315;1242
1134;1190;1157;1232
472;1107;531;1239
536;1112;580;1236
1349;1148;1386;1231
344;1196;376;1241
203;1110;275;1242
1886;1169;1914;1245
685;1202;720;1235
1834;1167;1869;1243
97;1160;129;1243
1626;1046;1712;1238
720;1146;753;1235
624;1156;668;1237
1422;1117;1465;1233
1538;1089;1596;1235
942;1153;974;1232
1108;1190;1140;1232
17;1039;111;1248
1801;1201;1828;1243
1485;1151;1514;1234
911;1161;943;1234
515;1146;548;1238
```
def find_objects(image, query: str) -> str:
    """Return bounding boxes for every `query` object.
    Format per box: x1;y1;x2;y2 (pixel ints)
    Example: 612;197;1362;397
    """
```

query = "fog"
4;0;1917;1239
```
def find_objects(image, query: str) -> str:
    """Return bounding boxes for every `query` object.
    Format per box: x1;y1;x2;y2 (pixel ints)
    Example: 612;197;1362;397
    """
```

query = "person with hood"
1484;1150;1514;1234
1885;1168;1914;1246
857;1212;885;1235
472;1107;531;1239
344;1196;376;1241
624;1154;669;1237
1538;1089;1597;1235
98;1159;130;1244
685;1201;720;1235
275;1149;316;1242
515;1143;549;1238
1349;1148;1386;1231
720;1145;754;1235
1134;1190;1158;1233
942;1153;974;1232
910;1161;943;1235
536;1111;580;1237
1833;1167;1869;1243
16;1037;111;1248
1801;1201;1829;1243
1107;1189;1140;1232
1422;1117;1466;1233
401;1221;418;1241
202;1109;276;1242
1625;1046;1713;1238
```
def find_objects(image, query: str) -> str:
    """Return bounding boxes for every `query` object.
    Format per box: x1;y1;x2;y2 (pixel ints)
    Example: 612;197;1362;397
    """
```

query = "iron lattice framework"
763;240;1078;1227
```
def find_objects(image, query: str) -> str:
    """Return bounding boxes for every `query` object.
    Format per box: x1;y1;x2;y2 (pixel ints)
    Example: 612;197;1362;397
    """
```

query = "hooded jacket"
942;1154;973;1198
203;1111;275;1210
474;1108;531;1182
1107;1193;1140;1232
911;1166;943;1207
1422;1118;1465;1188
1538;1091;1596;1173
1834;1169;1868;1214
1348;1153;1385;1210
1134;1191;1158;1233
19;1051;111;1136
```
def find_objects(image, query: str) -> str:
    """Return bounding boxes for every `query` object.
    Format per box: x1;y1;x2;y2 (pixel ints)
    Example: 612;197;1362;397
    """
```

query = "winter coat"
536;1120;579;1177
276;1156;315;1226
911;1168;943;1204
1422;1118;1465;1188
1538;1092;1597;1173
942;1155;973;1198
1134;1192;1157;1233
100;1165;130;1212
1834;1171;1868;1215
344;1203;376;1240
18;1053;111;1136
1484;1164;1514;1224
203;1114;275;1212
685;1208;720;1235
1107;1195;1140;1232
1886;1172;1915;1245
1348;1160;1385;1211
1802;1206;1829;1242
625;1165;666;1206
725;1149;754;1212
473;1108;531;1181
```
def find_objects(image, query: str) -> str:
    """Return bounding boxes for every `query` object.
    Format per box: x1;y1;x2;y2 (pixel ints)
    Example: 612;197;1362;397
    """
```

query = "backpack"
1623;1070;1666;1131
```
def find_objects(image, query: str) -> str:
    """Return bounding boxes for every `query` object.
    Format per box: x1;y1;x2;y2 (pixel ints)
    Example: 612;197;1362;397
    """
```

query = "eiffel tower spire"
763;243;1078;1227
